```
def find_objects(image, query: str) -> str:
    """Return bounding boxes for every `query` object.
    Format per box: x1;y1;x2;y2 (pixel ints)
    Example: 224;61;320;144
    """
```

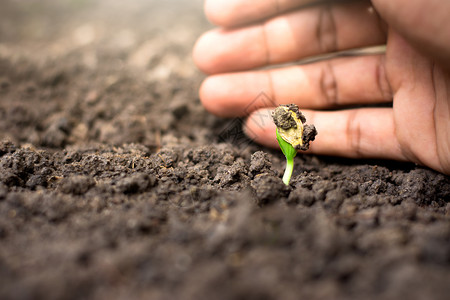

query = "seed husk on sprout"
272;104;317;185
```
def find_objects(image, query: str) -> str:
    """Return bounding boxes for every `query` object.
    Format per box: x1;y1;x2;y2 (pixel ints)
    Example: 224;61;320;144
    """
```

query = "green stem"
282;157;294;185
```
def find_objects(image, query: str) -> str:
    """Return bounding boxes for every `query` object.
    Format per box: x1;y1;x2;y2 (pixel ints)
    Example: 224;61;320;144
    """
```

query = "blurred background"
0;0;207;79
0;0;220;149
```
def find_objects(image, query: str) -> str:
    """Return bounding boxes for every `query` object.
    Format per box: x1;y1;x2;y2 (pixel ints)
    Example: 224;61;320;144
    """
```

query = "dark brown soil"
0;1;449;300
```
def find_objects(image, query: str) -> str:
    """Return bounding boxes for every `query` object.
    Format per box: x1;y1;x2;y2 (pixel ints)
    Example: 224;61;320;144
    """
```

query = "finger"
244;107;406;160
200;55;392;117
194;1;385;74
205;0;319;27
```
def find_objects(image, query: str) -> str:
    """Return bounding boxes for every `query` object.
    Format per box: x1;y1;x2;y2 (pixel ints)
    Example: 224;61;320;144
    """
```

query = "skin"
193;0;450;175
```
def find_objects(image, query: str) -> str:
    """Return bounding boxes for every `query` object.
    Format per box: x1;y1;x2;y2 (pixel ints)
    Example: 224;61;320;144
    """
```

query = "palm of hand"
385;31;450;174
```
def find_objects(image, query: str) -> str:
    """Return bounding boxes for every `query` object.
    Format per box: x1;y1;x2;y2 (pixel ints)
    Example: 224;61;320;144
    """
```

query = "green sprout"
276;128;297;185
272;104;317;185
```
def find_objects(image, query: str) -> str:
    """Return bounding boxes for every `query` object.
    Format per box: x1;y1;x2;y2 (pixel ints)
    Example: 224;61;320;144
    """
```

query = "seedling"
272;104;317;185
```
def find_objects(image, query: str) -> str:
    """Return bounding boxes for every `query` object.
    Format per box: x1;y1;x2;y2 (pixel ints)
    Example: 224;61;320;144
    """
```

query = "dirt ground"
0;1;449;299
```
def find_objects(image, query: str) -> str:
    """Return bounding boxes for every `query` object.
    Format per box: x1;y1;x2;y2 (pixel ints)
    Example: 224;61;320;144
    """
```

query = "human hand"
193;0;450;175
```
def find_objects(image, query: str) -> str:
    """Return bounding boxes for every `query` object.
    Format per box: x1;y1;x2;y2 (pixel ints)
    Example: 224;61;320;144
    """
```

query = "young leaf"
272;104;317;186
276;128;296;160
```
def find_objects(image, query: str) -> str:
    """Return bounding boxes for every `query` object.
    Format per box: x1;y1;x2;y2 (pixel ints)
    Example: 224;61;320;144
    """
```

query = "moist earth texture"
0;1;449;300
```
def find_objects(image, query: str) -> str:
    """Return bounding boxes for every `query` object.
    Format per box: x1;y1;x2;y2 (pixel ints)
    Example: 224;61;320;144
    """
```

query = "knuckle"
346;110;363;158
316;5;338;53
319;61;339;107
375;55;392;100
261;21;272;65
